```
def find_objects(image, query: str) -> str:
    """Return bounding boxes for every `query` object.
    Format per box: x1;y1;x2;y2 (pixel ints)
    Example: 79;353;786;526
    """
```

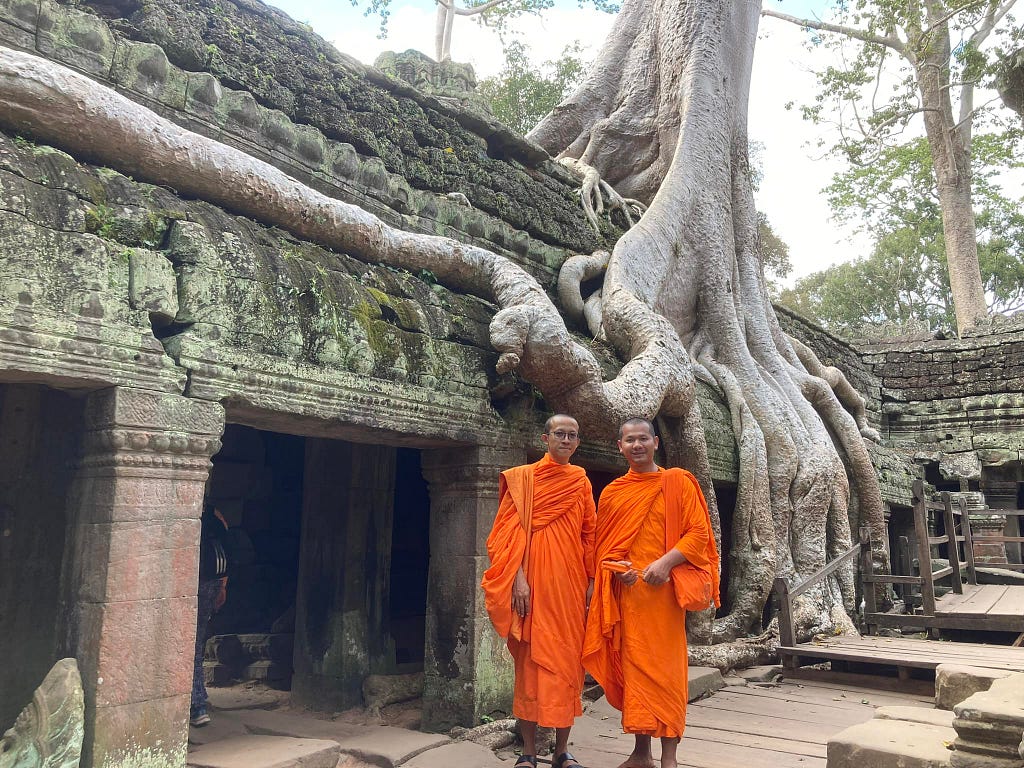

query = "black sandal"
553;752;586;768
514;756;537;768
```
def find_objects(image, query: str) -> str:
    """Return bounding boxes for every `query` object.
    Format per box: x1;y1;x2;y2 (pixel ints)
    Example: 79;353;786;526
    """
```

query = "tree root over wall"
0;23;887;669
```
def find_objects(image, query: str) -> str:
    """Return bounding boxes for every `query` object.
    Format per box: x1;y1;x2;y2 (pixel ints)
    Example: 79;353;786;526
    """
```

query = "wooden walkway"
777;634;1024;677
570;675;936;768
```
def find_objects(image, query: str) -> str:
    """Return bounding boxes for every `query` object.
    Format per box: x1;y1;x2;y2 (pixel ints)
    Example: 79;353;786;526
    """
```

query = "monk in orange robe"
481;414;597;768
584;418;719;768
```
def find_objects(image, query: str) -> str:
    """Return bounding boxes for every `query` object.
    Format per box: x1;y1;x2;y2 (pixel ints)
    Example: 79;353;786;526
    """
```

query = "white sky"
261;0;929;284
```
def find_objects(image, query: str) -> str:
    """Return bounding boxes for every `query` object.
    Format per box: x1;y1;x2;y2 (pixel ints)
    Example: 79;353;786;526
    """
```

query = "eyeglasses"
547;431;580;441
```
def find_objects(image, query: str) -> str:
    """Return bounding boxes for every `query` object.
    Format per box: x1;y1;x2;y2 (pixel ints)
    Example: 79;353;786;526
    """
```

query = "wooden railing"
773;534;864;650
912;479;978;608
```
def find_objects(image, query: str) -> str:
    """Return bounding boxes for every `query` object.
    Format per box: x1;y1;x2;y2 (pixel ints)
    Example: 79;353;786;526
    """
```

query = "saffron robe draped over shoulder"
583;467;718;738
480;453;597;727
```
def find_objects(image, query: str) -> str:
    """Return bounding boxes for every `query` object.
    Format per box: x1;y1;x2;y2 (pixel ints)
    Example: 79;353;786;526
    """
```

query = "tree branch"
453;0;511;17
760;9;907;56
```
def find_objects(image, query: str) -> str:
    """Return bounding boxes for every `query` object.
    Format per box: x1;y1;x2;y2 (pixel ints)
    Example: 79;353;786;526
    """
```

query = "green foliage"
778;133;1024;334
477;40;587;135
356;0;618;43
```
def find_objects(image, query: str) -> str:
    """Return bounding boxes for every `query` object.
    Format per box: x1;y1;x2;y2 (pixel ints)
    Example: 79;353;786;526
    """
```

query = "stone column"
420;444;525;731
62;387;224;768
292;439;397;710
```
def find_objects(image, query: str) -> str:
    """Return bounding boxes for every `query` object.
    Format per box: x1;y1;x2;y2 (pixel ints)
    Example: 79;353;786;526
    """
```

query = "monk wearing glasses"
481;414;596;768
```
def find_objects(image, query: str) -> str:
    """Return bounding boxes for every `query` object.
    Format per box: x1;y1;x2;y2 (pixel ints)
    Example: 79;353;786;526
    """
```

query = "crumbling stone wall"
860;319;1024;471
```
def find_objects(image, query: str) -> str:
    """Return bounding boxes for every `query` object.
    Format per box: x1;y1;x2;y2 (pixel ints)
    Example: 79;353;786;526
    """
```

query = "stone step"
186;735;340;768
875;705;956;728
936;665;1014;711
827;718;955;768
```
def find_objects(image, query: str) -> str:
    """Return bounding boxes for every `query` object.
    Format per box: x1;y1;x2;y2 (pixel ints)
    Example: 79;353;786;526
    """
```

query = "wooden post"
774;577;795;647
942;492;964;594
859;527;877;634
960;497;977;585
912;480;937;618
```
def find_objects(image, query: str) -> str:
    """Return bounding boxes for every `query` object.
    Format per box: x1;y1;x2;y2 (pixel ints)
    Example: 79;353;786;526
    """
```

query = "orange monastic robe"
583;467;718;738
481;454;597;727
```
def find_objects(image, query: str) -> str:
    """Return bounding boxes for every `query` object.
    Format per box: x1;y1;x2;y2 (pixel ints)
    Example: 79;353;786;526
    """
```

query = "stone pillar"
292;439;397;710
63;387;223;768
420;444;525;731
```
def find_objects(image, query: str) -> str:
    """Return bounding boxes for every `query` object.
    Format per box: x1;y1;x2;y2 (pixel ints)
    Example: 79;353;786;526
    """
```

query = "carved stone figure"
0;659;84;768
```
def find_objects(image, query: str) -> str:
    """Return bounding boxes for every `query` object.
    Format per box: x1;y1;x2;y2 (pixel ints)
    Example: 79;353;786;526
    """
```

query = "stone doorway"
201;426;432;710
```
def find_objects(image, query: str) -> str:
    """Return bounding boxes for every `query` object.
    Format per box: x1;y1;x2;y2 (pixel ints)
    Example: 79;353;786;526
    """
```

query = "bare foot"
615;758;656;768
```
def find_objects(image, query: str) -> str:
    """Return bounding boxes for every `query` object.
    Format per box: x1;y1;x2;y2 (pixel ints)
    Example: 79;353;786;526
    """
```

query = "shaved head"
618;417;655;440
544;413;578;433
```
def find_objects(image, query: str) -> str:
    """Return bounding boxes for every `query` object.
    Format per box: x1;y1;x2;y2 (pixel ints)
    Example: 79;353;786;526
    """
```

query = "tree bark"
916;9;988;333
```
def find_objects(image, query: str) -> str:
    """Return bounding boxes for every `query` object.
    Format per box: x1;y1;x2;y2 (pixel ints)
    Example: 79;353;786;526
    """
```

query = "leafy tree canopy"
477;40;587;135
778;133;1024;335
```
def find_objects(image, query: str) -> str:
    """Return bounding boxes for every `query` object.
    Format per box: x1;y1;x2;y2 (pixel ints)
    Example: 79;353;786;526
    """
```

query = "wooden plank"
694;691;867;728
990;586;1024;616
782;667;935;697
724;681;934;710
940;584;1007;613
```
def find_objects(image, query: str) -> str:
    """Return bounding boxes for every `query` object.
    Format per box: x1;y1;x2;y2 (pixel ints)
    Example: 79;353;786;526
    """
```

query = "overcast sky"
264;0;877;284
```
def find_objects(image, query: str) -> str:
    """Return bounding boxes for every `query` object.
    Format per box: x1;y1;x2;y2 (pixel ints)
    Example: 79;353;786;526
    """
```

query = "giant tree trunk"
916;13;988;334
0;0;888;668
534;0;890;655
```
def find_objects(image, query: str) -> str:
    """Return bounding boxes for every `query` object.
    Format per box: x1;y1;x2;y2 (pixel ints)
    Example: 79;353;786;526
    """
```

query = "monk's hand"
512;568;530;617
613;562;639;586
642;556;673;586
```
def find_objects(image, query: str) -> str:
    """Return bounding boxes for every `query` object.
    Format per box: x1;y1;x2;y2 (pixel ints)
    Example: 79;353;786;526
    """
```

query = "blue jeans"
192;580;222;713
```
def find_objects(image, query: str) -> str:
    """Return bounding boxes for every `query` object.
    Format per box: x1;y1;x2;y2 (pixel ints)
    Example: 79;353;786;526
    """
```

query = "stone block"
937;665;1014;710
129;248;179;323
687;667;726;701
732;665;783;683
206;634;244;666
88;693;189;768
72;518;200;602
36;0;116;76
78;595;196;708
826;719;954;768
362;671;424;712
185;735;340;768
204;661;234;686
237;633;294;664
243;660;292;689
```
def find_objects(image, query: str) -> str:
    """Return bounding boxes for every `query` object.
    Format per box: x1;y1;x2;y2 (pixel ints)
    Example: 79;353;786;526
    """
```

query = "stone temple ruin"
0;1;1022;767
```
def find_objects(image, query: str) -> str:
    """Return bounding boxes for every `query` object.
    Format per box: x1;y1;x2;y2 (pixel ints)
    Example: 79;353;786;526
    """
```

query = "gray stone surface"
687;666;727;701
402;741;495;768
876;706;956;728
186;735;340;768
733;665;783;683
936;666;1013;711
826;719;955;768
952;673;1024;767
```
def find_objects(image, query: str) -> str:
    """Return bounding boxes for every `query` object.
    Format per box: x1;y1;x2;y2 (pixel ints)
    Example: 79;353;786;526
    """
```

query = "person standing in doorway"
481;415;597;768
191;503;229;727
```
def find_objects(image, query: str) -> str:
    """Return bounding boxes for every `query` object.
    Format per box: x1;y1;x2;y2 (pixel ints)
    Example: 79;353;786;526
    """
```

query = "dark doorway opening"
0;383;83;727
204;425;305;690
389;448;431;670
